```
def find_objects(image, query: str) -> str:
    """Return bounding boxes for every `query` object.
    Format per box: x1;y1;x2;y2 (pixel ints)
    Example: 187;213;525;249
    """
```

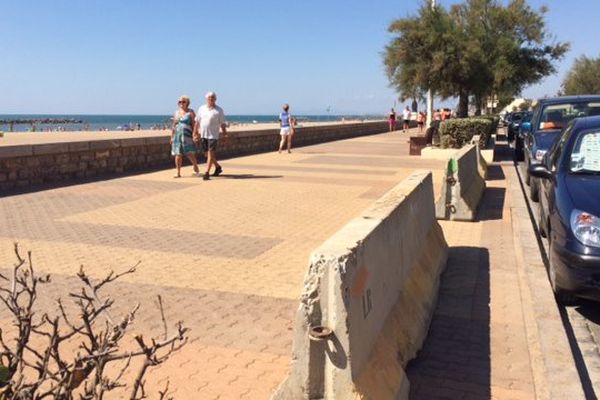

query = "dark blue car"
524;96;600;202
529;116;600;304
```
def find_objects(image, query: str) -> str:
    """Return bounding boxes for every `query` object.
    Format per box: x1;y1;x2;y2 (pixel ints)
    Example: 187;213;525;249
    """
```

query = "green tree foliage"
562;55;600;95
383;0;569;117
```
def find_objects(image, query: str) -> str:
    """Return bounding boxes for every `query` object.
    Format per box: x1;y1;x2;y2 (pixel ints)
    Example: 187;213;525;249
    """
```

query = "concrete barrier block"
273;171;448;400
435;144;486;221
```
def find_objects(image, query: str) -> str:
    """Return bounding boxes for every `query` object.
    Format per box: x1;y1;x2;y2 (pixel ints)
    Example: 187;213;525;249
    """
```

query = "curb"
507;159;586;399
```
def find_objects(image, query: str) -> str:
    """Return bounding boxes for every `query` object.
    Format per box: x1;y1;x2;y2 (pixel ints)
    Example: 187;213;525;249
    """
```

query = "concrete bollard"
435;144;486;221
272;171;448;400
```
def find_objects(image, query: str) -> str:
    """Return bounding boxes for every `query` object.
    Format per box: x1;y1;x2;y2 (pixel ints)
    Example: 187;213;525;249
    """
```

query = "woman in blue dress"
171;95;200;178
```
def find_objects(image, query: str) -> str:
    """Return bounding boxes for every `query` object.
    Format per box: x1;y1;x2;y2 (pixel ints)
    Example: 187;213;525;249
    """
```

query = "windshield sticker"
572;133;600;172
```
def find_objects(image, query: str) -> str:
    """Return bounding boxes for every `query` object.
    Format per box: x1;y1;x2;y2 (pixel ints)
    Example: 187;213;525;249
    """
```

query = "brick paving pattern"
0;129;445;399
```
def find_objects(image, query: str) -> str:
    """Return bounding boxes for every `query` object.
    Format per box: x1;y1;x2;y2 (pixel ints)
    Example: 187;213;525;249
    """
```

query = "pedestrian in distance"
170;95;200;178
278;104;295;153
388;108;396;132
402;106;411;133
417;111;425;133
193;91;227;180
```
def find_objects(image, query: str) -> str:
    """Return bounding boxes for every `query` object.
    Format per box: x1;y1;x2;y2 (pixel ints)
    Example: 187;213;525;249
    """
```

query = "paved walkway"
0;129;445;399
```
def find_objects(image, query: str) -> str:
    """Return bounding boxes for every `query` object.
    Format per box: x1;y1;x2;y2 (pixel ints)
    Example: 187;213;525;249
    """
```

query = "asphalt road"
510;134;600;398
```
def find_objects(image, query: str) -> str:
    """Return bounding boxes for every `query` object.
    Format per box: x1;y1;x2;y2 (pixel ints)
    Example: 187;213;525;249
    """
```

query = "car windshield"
570;131;600;174
539;102;600;131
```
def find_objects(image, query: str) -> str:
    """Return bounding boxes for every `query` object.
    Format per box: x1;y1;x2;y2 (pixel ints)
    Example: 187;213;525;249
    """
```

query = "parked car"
524;95;600;202
507;111;529;142
515;112;533;161
529;116;600;304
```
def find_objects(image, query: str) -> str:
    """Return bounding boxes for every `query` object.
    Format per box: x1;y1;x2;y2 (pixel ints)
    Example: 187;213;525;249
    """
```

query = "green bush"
439;118;493;149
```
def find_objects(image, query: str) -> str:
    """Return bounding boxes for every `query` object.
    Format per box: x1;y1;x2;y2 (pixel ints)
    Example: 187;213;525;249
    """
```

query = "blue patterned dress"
171;112;196;155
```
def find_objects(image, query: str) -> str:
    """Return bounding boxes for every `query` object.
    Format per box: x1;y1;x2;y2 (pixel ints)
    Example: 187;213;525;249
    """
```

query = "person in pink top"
388;108;397;132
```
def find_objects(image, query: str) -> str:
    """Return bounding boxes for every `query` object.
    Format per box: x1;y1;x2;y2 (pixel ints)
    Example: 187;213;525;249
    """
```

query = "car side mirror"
521;122;531;133
528;163;553;180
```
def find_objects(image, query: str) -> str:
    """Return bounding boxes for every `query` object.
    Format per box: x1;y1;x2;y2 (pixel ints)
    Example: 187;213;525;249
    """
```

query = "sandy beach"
0;119;377;147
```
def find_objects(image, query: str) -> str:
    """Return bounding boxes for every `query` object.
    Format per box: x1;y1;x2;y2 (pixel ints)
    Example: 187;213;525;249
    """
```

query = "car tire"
548;236;577;306
530;178;539;202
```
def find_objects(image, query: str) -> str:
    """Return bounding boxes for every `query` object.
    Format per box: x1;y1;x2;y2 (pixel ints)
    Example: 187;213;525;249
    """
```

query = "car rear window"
571;131;600;173
539;102;600;131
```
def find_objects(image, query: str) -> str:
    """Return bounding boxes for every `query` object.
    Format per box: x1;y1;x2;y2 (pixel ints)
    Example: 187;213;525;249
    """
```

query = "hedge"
439;117;496;149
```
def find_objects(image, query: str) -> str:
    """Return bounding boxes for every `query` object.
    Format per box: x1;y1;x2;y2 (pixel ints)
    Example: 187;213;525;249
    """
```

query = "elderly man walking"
193;91;227;180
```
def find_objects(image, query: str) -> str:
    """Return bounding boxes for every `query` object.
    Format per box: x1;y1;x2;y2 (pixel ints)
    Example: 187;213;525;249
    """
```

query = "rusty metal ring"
308;326;333;341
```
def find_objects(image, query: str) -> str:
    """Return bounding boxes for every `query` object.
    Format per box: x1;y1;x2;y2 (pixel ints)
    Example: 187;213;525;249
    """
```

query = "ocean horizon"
0;114;384;132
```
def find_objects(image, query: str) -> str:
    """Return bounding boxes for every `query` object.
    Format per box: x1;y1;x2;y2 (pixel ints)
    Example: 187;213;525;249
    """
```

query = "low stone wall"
435;144;486;221
273;171;448;400
0;121;387;191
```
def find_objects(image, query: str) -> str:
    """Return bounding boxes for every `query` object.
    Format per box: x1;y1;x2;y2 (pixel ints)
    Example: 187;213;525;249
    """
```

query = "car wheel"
530;178;539;202
548;237;577;306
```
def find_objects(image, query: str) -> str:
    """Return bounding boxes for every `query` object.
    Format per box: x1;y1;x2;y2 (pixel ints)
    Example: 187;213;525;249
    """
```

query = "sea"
0;114;383;132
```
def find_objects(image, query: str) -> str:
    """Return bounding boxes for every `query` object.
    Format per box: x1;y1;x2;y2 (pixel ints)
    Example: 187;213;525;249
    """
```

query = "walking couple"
170;91;226;180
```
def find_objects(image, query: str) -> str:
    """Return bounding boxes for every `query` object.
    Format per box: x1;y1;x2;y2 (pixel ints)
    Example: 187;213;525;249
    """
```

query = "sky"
0;0;598;115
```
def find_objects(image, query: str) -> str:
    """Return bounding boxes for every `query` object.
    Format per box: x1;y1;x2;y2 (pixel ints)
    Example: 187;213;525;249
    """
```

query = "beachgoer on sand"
194;91;227;180
171;95;200;178
278;104;295;153
402;106;411;133
388;108;396;132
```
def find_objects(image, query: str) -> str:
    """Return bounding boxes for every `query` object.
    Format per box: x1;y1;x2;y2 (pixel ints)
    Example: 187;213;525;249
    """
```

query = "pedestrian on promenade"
417;111;425;133
388;108;396;132
402;106;411;133
442;108;450;121
171;95;200;178
434;109;442;122
194;91;227;180
278;104;295;153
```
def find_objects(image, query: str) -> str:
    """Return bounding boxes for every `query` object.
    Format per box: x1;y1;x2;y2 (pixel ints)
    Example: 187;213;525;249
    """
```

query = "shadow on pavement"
476;187;505;221
486;165;505;181
217;174;282;180
406;246;491;400
574;300;600;325
493;142;514;163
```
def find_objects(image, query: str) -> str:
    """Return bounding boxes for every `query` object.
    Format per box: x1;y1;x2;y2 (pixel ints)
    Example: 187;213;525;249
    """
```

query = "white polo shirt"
196;104;225;139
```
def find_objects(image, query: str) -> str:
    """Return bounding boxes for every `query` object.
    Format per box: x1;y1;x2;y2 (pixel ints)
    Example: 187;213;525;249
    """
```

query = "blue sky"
0;0;598;115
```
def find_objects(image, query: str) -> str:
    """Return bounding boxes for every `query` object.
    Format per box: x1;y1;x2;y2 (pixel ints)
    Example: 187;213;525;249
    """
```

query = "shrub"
0;244;188;400
439;118;493;149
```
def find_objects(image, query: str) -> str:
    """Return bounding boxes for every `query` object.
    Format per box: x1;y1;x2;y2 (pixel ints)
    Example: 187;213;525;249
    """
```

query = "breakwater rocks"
0;118;84;125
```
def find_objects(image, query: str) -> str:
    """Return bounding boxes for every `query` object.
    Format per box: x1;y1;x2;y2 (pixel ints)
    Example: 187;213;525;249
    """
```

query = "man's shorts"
201;138;218;152
403;119;410;125
280;127;292;136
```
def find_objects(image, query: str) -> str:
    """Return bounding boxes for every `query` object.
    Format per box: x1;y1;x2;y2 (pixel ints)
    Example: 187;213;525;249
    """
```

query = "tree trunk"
474;95;482;116
457;91;469;118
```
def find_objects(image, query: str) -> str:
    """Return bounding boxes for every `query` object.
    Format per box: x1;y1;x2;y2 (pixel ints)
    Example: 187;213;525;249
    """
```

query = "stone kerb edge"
272;170;447;400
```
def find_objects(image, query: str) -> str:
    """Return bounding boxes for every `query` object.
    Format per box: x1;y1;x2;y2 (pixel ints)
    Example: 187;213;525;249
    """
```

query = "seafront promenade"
0;128;589;399
0;128;447;398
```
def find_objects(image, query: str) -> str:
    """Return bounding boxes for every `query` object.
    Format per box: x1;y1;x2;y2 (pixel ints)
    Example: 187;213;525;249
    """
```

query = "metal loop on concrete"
308;326;333;341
